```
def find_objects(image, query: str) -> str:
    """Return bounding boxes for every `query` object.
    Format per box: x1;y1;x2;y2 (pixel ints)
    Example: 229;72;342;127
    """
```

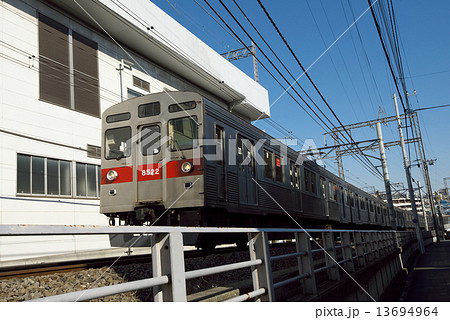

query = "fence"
0;225;424;302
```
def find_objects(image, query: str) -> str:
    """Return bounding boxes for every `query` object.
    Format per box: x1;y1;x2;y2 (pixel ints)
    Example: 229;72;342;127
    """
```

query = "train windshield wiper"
170;136;185;159
109;149;125;160
115;151;125;160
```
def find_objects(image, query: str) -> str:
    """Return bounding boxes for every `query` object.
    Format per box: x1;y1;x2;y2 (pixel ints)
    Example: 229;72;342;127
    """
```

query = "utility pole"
393;94;424;254
411;112;442;240
417;181;429;231
376;122;397;229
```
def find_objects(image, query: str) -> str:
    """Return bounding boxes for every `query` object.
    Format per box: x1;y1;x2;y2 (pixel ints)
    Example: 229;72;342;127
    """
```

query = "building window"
133;76;150;92
38;14;99;117
127;88;143;99
76;163;101;198
17;154;72;196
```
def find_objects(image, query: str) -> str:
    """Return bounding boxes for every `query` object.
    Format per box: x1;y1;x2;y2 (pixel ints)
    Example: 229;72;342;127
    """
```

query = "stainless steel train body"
101;91;425;233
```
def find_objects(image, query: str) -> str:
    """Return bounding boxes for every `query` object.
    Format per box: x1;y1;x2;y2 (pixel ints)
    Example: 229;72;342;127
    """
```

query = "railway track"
0;242;297;281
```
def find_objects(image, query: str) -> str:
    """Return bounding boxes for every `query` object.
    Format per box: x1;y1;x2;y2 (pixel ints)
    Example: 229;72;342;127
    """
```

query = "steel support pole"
412;113;441;240
332;129;345;180
417;181;429;231
376;121;397;230
251;41;259;83
393;94;425;254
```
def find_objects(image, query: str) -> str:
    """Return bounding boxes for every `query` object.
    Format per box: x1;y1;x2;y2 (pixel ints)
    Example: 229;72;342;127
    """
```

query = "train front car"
101;92;204;227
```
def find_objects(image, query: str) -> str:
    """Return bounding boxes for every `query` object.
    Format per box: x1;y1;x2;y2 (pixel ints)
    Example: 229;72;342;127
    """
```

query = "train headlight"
181;161;193;173
106;170;118;181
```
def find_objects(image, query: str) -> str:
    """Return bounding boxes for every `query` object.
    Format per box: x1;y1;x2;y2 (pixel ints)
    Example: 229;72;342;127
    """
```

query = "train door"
215;125;226;199
136;124;163;202
237;135;257;205
320;176;329;217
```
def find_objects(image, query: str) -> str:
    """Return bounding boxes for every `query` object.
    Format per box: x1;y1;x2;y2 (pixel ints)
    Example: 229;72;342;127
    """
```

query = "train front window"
169;101;196;113
141;125;161;156
105;126;131;160
168;116;198;151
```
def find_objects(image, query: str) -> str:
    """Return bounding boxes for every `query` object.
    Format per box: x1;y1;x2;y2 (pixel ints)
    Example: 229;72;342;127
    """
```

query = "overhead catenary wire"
255;0;383;179
208;0;383;179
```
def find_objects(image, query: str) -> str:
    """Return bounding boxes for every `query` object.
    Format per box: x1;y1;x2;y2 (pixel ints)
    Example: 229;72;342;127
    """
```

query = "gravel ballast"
0;245;298;302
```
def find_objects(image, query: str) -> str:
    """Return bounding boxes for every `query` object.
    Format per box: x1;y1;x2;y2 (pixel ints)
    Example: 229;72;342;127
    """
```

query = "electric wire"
215;0;382;178
256;0;384;178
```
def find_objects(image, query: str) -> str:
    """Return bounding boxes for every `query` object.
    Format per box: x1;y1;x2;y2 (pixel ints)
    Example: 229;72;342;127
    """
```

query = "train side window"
289;161;295;188
329;181;337;201
320;176;326;198
105;126;131;160
238;135;255;175
246;141;255;177
168;116;198;151
263;149;274;179
168;101;196;113
295;166;300;190
310;172;316;194
141;125;161;155
304;169;310;192
215;126;225;164
138;102;160;117
333;183;338;201
275;155;283;183
237;135;244;171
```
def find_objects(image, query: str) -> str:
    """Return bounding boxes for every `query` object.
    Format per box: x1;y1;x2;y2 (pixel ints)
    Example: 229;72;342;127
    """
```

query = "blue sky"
152;0;450;194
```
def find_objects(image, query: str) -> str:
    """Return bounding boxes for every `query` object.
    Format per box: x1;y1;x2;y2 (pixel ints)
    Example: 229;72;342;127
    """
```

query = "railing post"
248;232;274;301
322;231;340;281
354;231;365;267
340;232;355;272
296;232;317;295
383;232;389;255
364;232;373;262
152;232;187;302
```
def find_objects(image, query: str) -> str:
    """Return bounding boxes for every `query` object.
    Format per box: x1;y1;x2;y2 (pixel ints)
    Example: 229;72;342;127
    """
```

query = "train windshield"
168;116;198;151
105;126;132;160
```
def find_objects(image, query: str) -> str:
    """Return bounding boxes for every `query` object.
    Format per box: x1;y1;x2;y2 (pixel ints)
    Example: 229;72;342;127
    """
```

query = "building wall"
0;0;227;261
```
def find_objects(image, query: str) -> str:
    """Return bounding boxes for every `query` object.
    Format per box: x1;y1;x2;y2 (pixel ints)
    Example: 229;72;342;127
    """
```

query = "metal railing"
0;225;422;302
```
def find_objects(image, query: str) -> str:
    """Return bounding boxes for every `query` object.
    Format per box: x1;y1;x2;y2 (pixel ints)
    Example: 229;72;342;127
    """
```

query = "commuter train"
100;91;429;248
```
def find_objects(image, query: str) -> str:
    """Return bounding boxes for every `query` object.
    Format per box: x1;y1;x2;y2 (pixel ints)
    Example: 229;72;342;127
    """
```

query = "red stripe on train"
166;158;203;178
101;166;133;184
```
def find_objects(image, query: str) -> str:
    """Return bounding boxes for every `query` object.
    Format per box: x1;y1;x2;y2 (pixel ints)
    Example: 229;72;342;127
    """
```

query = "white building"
0;0;269;262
